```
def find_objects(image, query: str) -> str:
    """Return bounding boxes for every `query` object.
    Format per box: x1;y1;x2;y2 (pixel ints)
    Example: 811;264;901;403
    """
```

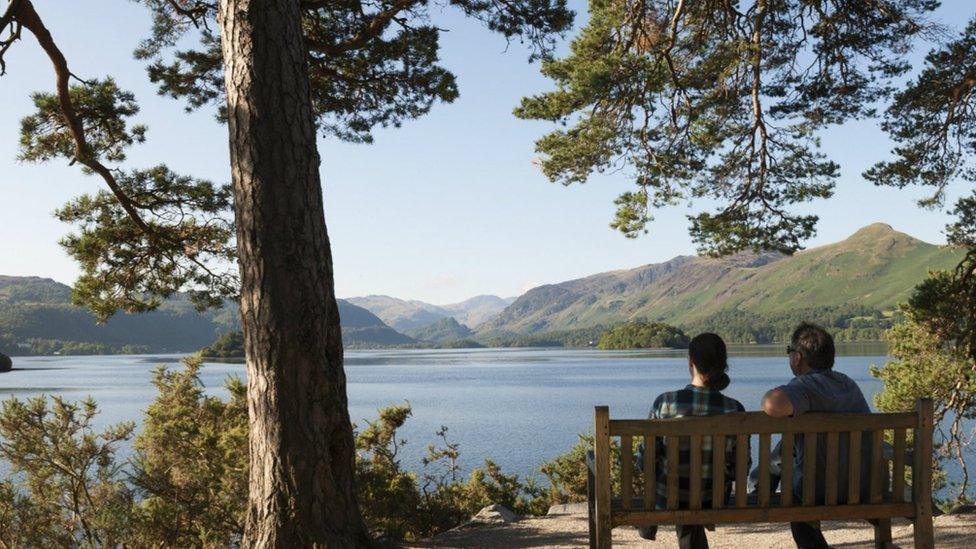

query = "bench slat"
735;434;748;508
825;431;839;505
666;436;679;510
848;431;862;505
690;435;702;510
609;411;915;437
643;432;655;510
758;433;770;507
781;432;794;505
803;433;817;506
871;430;885;503
621;435;633;510
712;434;725;509
893;429;906;503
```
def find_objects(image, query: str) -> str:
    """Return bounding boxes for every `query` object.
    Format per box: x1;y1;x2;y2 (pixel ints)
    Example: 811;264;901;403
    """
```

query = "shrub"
128;358;248;547
0;395;135;547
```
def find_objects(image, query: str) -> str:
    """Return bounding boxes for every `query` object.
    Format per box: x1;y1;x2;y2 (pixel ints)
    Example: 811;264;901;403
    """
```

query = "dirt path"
408;509;976;548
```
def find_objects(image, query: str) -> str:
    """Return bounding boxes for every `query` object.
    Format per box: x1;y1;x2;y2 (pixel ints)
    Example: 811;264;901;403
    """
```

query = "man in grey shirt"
759;322;871;549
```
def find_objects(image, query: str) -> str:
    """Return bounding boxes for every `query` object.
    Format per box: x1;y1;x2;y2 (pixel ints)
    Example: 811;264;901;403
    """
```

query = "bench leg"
596;519;611;549
873;518;892;548
913;515;934;549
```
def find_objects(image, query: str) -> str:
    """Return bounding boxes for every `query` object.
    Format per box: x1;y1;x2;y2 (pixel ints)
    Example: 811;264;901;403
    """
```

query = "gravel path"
407;510;976;548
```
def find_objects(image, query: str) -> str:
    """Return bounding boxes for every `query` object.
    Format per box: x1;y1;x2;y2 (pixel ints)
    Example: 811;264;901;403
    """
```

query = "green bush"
0;396;135;547
356;406;548;540
129;359;249;546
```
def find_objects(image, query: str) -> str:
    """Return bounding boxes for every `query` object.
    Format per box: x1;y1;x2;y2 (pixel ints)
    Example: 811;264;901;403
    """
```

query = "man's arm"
762;388;795;417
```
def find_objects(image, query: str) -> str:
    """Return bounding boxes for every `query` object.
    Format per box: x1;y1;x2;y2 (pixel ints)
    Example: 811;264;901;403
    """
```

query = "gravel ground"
406;510;976;548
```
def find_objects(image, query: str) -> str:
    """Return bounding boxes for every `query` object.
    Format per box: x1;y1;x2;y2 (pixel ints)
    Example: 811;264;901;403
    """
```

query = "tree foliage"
871;313;974;505
866;15;976;504
516;0;938;255
868;15;976;362
0;0;573;319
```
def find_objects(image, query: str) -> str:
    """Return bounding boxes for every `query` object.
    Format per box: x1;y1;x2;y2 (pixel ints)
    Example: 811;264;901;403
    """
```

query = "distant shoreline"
9;341;889;360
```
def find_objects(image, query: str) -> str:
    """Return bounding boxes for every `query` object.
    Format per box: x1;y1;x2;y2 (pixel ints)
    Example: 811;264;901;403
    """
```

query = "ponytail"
689;333;730;391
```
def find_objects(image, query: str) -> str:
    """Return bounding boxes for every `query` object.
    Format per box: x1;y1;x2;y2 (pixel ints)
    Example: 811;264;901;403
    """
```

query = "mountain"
0;276;239;355
405;317;474;342
478;224;963;342
346;294;513;331
345;295;448;332
337;299;415;347
0;277;415;355
442;295;515;328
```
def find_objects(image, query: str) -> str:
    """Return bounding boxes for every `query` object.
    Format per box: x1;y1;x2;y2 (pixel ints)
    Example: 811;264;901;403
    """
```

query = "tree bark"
217;0;370;546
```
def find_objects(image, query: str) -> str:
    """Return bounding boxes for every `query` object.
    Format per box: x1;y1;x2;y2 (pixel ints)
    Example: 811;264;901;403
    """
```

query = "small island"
199;332;245;359
0;352;11;373
597;321;690;350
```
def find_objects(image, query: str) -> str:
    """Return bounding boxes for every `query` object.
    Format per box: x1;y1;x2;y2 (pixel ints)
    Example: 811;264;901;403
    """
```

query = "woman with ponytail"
636;333;749;549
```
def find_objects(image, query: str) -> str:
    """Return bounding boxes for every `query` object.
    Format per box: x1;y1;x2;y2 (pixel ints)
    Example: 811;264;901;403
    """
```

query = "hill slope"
478;224;962;341
0;276;239;355
0;277;415;354
337;299;415;347
406;317;474;342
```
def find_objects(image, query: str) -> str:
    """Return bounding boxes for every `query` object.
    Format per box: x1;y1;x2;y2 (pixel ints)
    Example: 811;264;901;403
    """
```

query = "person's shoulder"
653;389;681;407
812;369;861;390
653;388;688;417
828;369;859;385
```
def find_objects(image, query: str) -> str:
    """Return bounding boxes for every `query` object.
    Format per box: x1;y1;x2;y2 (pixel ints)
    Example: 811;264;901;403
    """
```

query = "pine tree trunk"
217;0;371;546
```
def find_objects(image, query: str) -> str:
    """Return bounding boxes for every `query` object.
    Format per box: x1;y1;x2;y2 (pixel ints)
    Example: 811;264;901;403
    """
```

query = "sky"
0;1;973;305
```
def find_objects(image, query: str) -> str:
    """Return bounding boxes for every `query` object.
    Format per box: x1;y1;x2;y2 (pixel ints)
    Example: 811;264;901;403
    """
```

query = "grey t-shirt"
779;369;870;416
755;369;872;502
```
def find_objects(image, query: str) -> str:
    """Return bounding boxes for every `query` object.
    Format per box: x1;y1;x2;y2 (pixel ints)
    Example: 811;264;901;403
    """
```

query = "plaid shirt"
640;385;749;509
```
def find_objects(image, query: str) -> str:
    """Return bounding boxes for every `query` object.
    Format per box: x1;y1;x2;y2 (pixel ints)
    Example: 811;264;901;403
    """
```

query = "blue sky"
0;1;972;304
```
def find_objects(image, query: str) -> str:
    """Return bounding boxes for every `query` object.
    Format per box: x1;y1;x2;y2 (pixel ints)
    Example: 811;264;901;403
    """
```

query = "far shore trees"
1;0;572;544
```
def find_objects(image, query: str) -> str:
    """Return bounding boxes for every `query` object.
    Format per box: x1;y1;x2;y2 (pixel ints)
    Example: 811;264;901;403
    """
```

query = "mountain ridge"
345;294;514;332
476;223;961;339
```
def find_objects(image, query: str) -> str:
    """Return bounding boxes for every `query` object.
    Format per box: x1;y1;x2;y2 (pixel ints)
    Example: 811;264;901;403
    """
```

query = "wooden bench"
586;399;934;548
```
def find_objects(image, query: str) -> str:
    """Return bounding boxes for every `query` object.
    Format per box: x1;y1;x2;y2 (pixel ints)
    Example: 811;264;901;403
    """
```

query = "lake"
0;345;891;480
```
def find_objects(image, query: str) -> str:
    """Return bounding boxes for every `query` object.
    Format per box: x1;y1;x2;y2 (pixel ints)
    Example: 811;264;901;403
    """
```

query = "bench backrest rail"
588;399;935;549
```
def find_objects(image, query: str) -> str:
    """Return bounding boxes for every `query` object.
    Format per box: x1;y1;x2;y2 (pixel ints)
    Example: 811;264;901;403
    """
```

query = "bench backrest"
590;399;934;547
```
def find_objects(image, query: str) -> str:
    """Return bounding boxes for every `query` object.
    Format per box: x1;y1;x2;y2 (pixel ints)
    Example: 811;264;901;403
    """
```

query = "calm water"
0;346;890;479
